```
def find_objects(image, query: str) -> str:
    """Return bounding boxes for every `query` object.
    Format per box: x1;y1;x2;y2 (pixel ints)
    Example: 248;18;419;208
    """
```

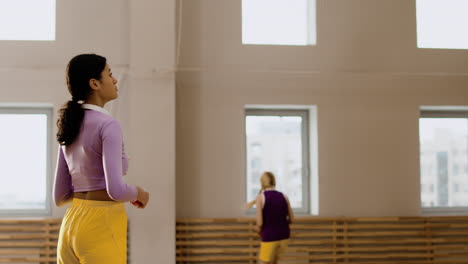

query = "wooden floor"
177;216;468;264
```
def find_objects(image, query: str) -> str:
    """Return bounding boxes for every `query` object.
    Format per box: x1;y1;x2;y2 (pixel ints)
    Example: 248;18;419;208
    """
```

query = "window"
416;0;468;49
420;108;468;211
0;0;55;41
453;164;459;176
245;107;317;213
0;105;53;215
242;0;316;45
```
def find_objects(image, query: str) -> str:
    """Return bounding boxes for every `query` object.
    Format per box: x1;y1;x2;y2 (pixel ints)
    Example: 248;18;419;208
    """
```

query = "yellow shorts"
57;199;127;264
259;239;289;262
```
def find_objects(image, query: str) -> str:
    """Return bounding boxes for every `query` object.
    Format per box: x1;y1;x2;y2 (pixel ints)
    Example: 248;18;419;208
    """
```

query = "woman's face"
97;64;118;102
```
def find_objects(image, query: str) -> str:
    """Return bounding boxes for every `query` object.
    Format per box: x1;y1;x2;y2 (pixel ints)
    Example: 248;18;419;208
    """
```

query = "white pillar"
127;0;175;263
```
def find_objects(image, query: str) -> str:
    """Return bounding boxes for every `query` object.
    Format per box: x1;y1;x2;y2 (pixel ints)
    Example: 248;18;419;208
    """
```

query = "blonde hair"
261;171;276;188
245;171;276;210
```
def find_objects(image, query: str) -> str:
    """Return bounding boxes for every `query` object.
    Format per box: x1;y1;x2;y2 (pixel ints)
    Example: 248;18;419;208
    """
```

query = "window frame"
420;107;468;216
244;108;311;214
0;104;53;216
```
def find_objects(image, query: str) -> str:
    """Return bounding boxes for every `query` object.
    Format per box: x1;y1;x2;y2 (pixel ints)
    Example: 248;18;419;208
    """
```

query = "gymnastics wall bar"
0;219;61;264
176;216;468;264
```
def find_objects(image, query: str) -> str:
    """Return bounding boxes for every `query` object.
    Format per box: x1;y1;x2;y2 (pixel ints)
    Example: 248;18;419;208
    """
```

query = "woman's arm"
245;200;256;209
53;147;74;206
246;188;264;210
101;119;139;202
255;194;263;234
122;142;129;176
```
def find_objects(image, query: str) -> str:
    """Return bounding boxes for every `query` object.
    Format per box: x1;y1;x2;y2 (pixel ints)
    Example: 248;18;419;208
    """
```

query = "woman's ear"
89;78;100;91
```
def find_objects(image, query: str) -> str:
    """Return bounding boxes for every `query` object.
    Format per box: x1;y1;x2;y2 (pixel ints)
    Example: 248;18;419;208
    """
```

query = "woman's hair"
245;171;277;210
261;171;276;188
56;54;107;145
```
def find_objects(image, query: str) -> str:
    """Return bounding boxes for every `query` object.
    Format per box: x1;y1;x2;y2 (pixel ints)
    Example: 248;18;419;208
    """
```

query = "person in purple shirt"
53;54;149;264
254;172;294;264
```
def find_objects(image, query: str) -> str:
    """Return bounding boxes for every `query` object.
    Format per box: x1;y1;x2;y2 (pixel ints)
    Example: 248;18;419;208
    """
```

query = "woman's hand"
254;225;262;236
245;200;256;210
131;186;149;209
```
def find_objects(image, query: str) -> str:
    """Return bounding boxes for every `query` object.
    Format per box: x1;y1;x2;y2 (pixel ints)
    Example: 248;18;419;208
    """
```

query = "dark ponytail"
57;54;107;145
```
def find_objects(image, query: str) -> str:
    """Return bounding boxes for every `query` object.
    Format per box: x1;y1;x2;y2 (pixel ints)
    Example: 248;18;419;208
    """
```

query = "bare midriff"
74;189;116;201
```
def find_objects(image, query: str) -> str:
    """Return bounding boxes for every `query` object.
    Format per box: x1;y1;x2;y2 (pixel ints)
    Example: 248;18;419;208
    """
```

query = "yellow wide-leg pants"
57;199;127;264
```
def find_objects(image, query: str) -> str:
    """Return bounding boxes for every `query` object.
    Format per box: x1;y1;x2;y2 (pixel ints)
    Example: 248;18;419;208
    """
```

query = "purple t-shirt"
261;190;290;242
53;105;138;206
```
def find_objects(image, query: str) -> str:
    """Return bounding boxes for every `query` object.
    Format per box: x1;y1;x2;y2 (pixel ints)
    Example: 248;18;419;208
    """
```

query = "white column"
127;0;175;263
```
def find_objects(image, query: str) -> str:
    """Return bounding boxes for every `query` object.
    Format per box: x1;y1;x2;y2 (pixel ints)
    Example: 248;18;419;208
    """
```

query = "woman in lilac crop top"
54;54;149;264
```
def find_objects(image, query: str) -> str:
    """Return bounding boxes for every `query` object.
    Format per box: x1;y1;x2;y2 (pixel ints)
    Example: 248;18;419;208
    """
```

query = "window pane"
416;0;468;49
420;117;468;207
246;115;304;208
0;114;48;210
242;0;316;45
0;0;55;41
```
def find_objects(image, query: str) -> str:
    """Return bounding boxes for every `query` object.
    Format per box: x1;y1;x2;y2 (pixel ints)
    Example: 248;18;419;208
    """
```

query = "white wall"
0;0;175;263
176;0;468;218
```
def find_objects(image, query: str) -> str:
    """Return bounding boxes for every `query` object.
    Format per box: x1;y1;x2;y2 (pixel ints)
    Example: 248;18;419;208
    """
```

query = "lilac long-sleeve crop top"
53;104;138;206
